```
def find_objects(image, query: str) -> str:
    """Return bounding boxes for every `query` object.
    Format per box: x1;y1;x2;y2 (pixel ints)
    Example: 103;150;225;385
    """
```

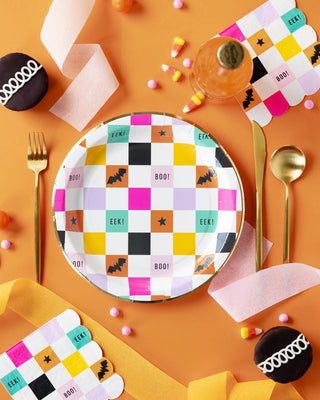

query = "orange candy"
0;210;10;230
112;0;133;12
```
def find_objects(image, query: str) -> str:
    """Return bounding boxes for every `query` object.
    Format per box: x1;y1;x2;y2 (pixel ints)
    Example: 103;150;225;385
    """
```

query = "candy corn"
171;37;185;58
183;91;205;113
162;64;182;82
241;327;263;339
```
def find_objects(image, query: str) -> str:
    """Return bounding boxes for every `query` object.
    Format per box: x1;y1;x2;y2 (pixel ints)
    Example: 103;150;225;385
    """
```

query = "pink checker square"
129;188;151;210
65;167;84;188
68;253;87;275
58;381;83;400
6;341;32;367
151;256;173;277
218;189;237;211
263;91;290;116
128;277;151;296
219;23;246;42
151;166;173;187
270;64;295;89
254;2;278;26
130;114;152;125
54;189;65;212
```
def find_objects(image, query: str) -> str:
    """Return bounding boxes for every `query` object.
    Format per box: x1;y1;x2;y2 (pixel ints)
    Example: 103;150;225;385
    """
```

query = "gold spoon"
270;146;306;263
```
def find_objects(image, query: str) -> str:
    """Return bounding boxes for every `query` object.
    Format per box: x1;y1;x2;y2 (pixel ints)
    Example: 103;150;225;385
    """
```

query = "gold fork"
27;132;48;284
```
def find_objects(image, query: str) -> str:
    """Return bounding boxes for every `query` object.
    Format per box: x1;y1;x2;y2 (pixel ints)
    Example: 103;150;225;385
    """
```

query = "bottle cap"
217;40;245;69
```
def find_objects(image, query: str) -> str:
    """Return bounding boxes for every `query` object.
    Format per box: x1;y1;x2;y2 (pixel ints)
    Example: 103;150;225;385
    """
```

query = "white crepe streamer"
0;60;42;105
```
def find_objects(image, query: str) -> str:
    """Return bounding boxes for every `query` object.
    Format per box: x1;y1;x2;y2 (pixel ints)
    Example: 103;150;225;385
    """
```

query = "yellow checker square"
174;143;196;165
83;232;106;255
173;233;196;255
275;35;301;62
85;144;106;165
62;351;88;378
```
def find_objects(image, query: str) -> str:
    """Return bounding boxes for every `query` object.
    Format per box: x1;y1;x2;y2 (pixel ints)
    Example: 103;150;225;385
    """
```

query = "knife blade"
252;121;267;271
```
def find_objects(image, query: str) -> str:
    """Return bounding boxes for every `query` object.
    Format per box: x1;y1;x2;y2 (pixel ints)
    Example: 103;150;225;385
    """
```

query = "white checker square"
195;146;216;167
237;13;262;37
215;167;239;189
264;18;290;44
193;274;212;288
151;188;173;210
74;368;98;394
106;143;128;165
55;168;66;187
86;126;108;147
242;39;256;58
151;233;173;255
0;353;15;378
83;210;106;232
107;276;130;297
83;165;106;188
151;143;173;165
173;211;195;232
129;126;151;142
102;373;124;398
23;330;49;356
152;114;173;125
106;233;128;255
40;392;62;400
214;252;229;271
217;210;237;233
12;386;39;400
51;336;77;361
79;342;102;366
172;125;195;144
293;25;317;50
67;146;87;168
46;363;72;388
173;166;196;188
172;255;195;276
236;189;243;211
54;212;66;231
258;46;285;71
252;74;278;100
196;233;217;255
56;310;80;332
245;102;272;126
286;52;313;78
128;255;151;277
106;188;128;210
270;0;296;16
86;255;106;275
131;295;151;301
64;232;84;254
108;116;131;125
129;165;151;187
17;358;43;384
196;188;218;210
65;188;83;211
128;210;150;232
150;277;172;296
281;80;305;106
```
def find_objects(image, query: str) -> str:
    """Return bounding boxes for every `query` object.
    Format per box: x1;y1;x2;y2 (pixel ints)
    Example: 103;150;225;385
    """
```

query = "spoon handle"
283;183;290;263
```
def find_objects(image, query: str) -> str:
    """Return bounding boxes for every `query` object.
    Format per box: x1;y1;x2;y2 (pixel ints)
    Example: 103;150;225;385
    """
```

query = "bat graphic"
98;360;109;380
197;168;215;185
243;88;254;109
107;258;127;273
310;44;320;64
107;168;127;184
195;256;213;272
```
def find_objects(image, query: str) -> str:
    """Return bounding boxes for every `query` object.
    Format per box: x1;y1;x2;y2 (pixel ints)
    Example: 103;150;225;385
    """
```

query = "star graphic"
158;217;166;226
158;130;166;136
44;356;51;363
257;38;264;46
70;216;77;225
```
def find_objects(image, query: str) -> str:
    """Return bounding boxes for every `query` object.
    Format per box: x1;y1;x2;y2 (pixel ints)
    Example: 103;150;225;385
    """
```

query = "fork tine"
28;133;32;160
32;132;37;160
41;132;47;160
37;132;42;159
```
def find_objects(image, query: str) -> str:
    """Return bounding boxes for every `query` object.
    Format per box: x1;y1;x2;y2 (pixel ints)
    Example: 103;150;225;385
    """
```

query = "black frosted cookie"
254;326;312;383
0;52;48;111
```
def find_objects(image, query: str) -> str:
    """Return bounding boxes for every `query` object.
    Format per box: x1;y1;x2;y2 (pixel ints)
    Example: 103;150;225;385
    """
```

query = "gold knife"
252;121;267;271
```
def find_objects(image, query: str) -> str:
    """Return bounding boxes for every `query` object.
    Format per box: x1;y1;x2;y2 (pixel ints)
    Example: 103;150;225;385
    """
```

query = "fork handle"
34;172;41;284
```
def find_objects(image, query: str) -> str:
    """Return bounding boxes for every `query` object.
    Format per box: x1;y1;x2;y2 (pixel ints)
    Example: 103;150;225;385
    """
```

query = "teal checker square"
194;127;216;147
107;125;130;143
67;326;92;350
196;210;218;233
106;210;128;232
281;8;306;34
1;369;27;396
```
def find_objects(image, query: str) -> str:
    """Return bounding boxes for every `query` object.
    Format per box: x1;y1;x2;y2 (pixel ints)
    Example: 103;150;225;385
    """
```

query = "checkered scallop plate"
53;112;244;302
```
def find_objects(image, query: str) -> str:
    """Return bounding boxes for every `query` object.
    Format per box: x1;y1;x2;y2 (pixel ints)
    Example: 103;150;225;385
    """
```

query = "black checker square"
250;57;268;84
129;143;151;165
129;232;151;255
29;374;55;400
215;147;232;168
57;231;65;248
216;232;236;253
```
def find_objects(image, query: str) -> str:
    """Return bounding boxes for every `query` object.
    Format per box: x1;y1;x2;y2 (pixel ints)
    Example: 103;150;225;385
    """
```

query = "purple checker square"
151;166;173;187
87;274;108;291
6;341;32;367
65;167;84;188
171;276;193;298
86;385;110;400
39;318;66;344
218;189;237;211
263;91;289;116
58;381;83;400
219;23;246;42
54;189;65;212
254;2;279;26
174;188;196;210
130;114;152;125
128;277;151;296
298;69;320;95
151;255;173;277
172;117;188;125
129;188;151;210
83;188;106;210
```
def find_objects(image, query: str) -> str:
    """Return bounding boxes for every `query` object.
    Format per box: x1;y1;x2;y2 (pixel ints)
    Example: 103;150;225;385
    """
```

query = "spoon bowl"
270;145;306;263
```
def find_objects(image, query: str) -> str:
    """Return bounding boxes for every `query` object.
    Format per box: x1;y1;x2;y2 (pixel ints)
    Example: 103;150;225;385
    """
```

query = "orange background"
1;0;320;399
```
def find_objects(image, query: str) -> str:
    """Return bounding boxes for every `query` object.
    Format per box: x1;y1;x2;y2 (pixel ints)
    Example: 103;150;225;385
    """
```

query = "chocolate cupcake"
254;326;312;383
0;52;48;111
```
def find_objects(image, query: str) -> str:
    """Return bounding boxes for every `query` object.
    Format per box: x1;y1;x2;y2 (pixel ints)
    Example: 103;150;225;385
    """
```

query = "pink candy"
183;58;193;68
304;99;314;109
1;240;11;249
147;79;158;89
121;326;132;336
173;0;183;8
109;307;120;317
279;313;289;323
